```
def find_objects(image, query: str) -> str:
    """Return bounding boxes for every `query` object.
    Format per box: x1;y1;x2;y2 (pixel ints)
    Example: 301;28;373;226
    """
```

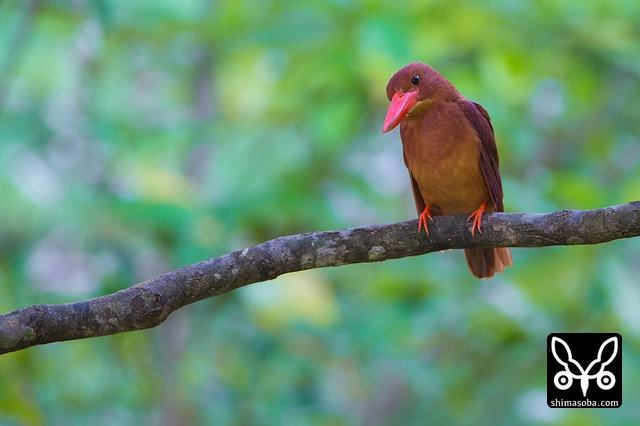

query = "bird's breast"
400;101;491;214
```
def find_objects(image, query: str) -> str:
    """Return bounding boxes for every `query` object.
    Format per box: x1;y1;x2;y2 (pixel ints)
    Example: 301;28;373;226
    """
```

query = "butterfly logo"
551;336;617;397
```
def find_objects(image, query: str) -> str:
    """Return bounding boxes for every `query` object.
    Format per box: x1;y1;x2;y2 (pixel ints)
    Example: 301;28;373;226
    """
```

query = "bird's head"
382;62;458;133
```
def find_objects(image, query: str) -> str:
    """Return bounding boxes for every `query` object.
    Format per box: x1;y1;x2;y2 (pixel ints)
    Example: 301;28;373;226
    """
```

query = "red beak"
382;91;419;133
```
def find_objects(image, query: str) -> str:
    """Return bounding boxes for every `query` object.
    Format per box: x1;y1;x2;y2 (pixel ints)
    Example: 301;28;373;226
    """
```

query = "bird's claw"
467;201;487;237
418;205;434;235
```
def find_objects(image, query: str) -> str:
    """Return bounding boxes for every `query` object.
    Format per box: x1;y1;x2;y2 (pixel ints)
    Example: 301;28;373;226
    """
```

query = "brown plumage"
382;62;513;279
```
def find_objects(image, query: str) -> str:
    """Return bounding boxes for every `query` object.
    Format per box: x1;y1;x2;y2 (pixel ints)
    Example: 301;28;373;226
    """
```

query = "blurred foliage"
1;0;639;424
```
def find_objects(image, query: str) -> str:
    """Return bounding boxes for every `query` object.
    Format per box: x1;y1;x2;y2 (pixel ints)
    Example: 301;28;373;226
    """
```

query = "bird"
382;62;513;279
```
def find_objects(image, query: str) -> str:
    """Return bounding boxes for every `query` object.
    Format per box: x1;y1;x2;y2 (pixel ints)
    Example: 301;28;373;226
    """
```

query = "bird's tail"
465;248;513;279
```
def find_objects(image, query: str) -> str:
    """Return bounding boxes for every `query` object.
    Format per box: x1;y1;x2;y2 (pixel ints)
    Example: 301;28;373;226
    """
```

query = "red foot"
418;205;434;235
467;201;487;237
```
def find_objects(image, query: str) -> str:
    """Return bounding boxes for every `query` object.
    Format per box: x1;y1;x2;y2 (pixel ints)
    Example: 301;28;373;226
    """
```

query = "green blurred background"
1;0;639;424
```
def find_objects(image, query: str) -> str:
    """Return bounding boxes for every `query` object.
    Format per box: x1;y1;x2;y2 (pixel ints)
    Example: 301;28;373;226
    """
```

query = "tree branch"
1;202;639;354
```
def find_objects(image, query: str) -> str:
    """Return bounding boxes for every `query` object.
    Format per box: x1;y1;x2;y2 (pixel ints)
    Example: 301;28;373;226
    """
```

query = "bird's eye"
411;75;420;85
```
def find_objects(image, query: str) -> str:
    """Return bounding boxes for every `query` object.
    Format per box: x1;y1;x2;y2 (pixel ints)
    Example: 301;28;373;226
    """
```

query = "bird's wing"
403;152;426;216
409;171;426;216
460;100;504;212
